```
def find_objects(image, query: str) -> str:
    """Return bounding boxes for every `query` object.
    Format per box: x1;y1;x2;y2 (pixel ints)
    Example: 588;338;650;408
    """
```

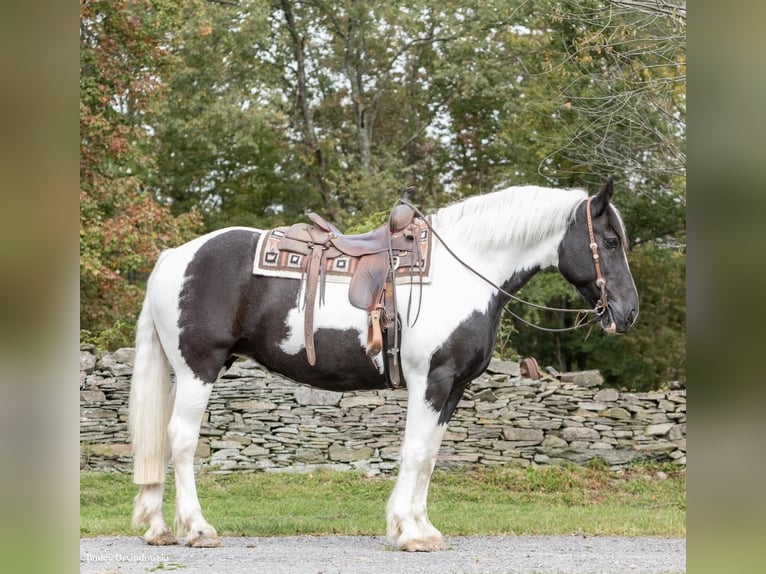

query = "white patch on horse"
398;186;585;374
150;227;255;358
386;373;448;550
279;282;377;365
608;204;640;326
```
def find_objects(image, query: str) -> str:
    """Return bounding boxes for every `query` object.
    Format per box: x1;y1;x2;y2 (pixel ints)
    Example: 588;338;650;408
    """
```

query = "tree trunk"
344;35;374;173
280;0;335;219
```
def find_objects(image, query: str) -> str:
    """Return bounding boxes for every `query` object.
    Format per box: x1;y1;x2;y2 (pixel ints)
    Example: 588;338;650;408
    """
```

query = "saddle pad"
253;217;433;283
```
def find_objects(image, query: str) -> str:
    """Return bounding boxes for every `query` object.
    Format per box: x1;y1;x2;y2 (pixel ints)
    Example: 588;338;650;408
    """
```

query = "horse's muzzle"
601;306;637;334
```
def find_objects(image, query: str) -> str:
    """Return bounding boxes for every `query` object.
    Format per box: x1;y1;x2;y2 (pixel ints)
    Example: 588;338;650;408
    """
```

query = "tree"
145;1;308;230
80;0;202;348
149;0;507;229
382;2;685;389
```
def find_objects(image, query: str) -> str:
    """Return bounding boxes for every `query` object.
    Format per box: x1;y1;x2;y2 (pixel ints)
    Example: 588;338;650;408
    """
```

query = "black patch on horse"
178;229;386;390
426;268;539;425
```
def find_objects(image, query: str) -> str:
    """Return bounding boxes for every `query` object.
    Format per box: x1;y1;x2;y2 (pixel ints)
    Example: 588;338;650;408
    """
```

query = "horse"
129;177;638;551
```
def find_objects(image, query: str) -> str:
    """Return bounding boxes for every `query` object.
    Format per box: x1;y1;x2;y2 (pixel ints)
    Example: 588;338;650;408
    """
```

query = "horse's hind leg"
168;369;220;547
133;484;176;545
386;377;449;551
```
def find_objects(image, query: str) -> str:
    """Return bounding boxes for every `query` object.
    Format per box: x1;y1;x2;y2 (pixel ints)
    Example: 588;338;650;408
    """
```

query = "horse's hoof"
185;531;222;548
400;536;448;552
144;529;178;546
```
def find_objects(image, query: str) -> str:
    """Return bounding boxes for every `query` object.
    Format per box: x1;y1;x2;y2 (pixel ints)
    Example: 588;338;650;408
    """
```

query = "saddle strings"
392;197;601;334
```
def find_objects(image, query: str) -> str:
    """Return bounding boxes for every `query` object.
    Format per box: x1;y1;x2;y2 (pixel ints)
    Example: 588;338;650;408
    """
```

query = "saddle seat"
307;203;417;257
277;201;422;388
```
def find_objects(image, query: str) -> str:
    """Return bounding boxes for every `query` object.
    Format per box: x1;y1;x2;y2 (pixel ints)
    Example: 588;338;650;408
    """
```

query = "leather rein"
391;196;609;334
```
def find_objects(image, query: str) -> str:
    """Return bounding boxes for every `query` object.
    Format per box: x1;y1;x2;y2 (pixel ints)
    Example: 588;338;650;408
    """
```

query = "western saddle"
277;194;425;388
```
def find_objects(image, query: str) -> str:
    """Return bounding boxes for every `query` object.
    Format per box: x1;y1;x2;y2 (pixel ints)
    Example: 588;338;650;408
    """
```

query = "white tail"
129;294;173;485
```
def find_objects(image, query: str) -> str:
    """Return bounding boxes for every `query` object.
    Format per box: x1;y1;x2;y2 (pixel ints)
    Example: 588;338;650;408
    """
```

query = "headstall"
585;196;609;317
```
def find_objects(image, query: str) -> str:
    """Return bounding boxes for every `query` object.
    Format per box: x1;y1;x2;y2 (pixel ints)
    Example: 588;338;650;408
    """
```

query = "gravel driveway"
80;535;685;573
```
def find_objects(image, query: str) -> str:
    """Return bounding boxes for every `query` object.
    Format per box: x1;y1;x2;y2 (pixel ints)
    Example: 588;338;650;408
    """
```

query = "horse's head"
558;177;639;333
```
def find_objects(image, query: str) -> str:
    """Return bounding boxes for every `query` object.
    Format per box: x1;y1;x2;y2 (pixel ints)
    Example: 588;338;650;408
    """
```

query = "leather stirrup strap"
303;243;324;365
382;280;404;389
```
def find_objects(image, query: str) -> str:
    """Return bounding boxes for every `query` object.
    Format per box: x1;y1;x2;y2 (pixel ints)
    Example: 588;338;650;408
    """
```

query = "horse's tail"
129;281;173;486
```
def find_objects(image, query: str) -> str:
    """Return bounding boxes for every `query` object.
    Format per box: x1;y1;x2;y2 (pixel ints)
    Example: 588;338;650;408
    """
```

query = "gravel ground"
80;535;685;573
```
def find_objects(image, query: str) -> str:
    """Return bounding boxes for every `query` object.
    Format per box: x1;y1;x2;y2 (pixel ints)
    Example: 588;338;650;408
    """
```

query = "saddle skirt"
252;217;433;284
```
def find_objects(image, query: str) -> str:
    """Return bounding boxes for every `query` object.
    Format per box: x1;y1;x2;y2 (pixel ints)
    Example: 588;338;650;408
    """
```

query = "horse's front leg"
386;378;449;551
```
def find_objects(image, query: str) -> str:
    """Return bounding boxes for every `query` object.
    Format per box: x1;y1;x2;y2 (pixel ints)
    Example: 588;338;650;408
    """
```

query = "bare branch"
607;1;686;25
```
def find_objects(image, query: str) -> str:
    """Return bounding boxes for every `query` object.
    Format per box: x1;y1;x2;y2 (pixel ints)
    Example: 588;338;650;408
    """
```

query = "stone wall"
80;348;686;474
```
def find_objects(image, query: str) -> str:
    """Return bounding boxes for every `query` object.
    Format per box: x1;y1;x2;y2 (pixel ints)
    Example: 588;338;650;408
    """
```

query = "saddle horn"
391;186;418;232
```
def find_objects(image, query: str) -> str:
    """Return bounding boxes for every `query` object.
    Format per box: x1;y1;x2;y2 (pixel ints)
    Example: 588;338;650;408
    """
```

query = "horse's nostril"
627;309;637;325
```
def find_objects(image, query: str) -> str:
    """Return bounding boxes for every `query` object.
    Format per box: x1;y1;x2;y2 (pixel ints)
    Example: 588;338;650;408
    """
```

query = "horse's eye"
604;237;619;250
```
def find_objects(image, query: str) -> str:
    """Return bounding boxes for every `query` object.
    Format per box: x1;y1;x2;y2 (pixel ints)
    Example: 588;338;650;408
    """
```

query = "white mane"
434;185;588;250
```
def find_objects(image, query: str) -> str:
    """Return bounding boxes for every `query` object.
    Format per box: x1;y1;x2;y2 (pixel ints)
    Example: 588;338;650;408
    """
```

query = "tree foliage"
80;0;202;347
79;0;685;389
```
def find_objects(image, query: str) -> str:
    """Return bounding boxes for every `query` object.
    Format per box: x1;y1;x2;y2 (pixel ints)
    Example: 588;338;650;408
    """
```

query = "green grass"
80;463;685;538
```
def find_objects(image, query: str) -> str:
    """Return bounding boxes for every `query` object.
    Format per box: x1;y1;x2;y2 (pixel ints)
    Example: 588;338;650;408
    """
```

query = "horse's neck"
500;265;543;296
431;188;581;287
432;214;565;289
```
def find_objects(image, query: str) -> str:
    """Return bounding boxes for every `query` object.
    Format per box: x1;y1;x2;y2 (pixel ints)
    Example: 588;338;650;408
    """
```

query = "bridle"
390;195;610;333
586;196;609;318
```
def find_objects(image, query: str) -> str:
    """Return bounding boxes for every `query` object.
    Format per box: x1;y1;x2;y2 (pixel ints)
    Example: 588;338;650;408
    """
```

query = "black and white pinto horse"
129;178;638;551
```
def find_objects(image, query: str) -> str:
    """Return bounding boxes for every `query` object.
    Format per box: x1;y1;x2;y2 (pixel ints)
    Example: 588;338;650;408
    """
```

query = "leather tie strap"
303;243;325;365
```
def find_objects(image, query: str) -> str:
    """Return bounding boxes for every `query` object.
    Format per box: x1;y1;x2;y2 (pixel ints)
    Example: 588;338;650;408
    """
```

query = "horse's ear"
590;176;614;216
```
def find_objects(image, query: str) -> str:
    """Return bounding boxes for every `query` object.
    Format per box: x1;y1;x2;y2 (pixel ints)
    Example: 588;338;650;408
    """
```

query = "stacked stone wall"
80;348;686;474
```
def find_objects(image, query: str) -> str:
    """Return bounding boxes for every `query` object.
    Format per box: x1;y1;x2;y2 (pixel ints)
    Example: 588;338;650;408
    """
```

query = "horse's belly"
236;289;388;392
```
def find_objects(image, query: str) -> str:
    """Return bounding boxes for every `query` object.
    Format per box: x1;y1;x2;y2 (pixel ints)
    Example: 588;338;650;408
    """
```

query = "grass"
80;462;685;538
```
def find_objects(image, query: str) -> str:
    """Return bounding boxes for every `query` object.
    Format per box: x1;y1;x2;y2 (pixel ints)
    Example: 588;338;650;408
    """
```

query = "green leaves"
80;0;203;347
